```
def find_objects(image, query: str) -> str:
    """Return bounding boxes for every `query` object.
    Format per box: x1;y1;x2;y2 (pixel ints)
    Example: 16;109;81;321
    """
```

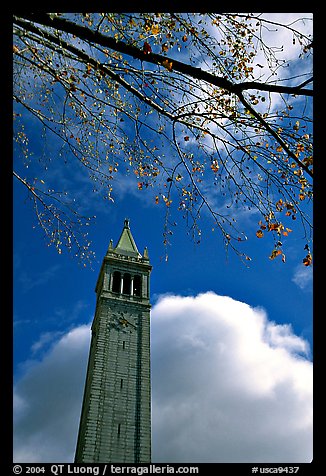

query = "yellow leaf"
268;222;284;234
283;228;292;236
211;160;219;173
162;195;172;207
293;120;300;131
269;249;282;260
151;24;160;35
162;59;173;72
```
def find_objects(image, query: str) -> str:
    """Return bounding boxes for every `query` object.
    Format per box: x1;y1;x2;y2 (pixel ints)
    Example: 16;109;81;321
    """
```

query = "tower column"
109;272;113;292
75;219;152;463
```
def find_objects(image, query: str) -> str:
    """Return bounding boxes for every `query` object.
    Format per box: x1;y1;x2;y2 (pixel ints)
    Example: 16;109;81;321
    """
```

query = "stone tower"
75;219;152;463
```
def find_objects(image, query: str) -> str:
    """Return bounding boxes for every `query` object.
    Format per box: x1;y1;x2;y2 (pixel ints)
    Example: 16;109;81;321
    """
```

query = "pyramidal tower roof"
112;218;142;258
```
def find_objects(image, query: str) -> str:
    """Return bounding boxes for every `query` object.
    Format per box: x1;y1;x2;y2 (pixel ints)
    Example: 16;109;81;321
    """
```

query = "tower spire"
107;219;147;260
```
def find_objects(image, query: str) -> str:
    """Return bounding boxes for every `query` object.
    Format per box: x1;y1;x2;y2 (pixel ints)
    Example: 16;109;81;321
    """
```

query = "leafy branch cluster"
13;12;313;265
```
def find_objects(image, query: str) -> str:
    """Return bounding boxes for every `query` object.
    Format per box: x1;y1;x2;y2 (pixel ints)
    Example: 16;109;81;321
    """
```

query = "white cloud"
14;325;91;463
151;293;312;463
13;293;312;463
31;331;64;355
247;13;313;83
292;264;313;291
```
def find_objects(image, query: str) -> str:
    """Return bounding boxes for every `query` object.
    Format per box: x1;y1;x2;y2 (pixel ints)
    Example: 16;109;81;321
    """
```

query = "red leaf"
143;42;152;54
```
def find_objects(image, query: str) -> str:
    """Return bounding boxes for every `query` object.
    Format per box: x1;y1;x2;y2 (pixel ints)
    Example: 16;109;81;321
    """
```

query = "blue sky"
13;13;313;463
13;173;313;366
13;163;313;371
13;161;313;462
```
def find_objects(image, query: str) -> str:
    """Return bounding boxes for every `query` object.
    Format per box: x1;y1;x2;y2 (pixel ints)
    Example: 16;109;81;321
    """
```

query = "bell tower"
75;219;152;463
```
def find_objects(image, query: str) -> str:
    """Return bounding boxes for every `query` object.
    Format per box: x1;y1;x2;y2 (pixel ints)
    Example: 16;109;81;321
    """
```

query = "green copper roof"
113;219;142;258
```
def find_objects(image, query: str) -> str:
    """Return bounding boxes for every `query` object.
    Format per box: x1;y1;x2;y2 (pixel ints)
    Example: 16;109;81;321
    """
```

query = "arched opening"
133;275;142;297
112;271;121;293
123;273;131;295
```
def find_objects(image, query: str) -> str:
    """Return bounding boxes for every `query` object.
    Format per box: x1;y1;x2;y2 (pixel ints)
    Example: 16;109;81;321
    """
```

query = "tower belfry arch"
75;219;152;463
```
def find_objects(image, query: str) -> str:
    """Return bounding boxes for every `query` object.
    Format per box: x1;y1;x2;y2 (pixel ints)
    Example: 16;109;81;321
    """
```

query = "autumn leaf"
269;249;282;260
155;196;159;204
143;42;152;54
303;254;313;266
162;59;173;71
282;227;292;236
184;136;190;141
258;220;267;230
211;160;219;172
151;24;160;35
303;156;313;167
275;198;283;211
162;195;172;207
256;230;264;238
137;182;143;190
293;120;300;131
268;222;284;234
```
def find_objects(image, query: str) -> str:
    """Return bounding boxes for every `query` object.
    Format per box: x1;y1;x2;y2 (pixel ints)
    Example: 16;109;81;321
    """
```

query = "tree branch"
15;13;313;98
236;91;313;178
234;79;313;96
